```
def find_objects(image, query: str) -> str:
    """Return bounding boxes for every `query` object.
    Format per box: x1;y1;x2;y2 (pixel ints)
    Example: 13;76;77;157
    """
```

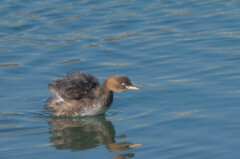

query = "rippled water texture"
1;0;240;158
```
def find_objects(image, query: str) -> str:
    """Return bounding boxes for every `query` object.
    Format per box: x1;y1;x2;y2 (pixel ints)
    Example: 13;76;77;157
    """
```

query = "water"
1;0;240;158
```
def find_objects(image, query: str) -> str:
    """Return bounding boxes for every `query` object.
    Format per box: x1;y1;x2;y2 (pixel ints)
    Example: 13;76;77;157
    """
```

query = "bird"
45;72;139;116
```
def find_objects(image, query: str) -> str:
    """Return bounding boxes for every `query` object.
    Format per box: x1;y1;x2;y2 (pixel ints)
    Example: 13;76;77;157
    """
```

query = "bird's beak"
125;85;139;90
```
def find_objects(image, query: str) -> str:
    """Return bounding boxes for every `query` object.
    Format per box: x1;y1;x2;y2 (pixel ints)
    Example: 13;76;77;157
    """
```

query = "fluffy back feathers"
48;72;100;100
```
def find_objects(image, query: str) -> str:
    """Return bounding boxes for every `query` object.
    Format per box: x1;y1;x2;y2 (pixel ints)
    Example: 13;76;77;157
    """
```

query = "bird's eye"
121;83;125;86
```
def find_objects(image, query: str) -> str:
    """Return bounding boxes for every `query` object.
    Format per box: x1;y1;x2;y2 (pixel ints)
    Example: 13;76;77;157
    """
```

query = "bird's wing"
48;72;100;100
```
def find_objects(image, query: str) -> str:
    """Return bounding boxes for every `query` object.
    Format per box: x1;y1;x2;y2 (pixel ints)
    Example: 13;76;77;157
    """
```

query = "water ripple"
1;0;240;158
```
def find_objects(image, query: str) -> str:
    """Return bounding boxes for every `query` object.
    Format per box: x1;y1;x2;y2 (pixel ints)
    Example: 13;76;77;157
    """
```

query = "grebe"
45;72;139;116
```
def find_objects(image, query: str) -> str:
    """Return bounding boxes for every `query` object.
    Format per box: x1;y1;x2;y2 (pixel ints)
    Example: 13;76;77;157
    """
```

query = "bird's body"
45;72;138;116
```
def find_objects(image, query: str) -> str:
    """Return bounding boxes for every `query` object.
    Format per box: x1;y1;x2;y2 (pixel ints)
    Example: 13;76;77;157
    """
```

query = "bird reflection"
48;115;138;158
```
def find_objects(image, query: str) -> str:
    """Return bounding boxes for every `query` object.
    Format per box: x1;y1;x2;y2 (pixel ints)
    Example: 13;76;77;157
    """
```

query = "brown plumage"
45;72;139;116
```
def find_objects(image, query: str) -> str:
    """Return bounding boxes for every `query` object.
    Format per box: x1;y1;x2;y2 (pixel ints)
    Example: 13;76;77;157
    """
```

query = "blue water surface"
1;0;240;158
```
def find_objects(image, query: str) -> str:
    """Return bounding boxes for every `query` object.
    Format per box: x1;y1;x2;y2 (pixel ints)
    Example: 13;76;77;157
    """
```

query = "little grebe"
45;72;139;116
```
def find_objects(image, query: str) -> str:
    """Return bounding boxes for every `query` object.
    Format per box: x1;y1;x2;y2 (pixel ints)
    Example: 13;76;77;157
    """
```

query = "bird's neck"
96;80;112;96
95;80;114;107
